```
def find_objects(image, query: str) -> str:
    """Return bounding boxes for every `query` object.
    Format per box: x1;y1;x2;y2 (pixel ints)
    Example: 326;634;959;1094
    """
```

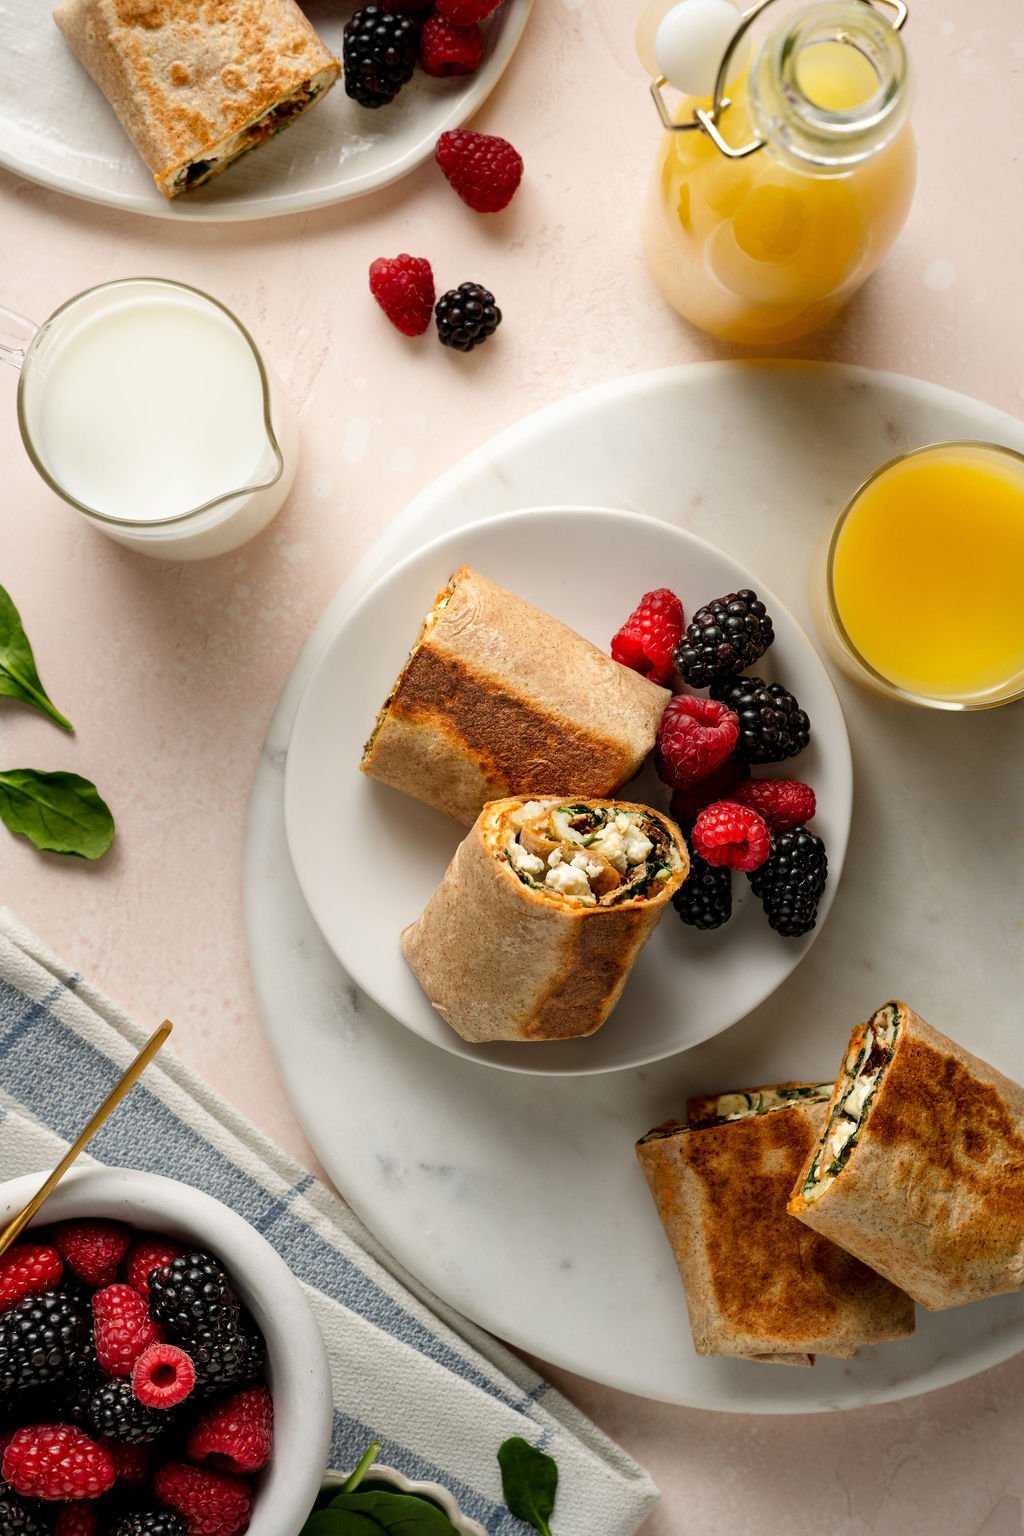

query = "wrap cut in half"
636;1084;916;1365
401;797;689;1043
362;566;670;826
788;1001;1024;1310
53;0;339;198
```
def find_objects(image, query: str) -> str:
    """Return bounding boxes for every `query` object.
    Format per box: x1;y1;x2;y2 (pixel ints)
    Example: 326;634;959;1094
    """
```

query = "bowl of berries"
0;1166;332;1536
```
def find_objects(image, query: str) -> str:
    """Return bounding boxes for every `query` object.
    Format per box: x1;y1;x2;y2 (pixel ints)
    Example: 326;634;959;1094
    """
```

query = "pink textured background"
3;2;1024;1531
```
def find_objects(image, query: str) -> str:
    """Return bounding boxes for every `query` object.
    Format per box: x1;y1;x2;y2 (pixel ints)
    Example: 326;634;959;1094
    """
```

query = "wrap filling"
638;1083;833;1142
172;74;331;192
502;800;682;906
800;1002;901;1203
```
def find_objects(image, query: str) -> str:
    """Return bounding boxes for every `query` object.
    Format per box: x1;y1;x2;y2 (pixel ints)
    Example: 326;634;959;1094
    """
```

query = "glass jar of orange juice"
641;0;916;344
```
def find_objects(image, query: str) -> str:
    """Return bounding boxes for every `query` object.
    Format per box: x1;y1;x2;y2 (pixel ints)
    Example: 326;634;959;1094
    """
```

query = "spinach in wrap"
637;1084;916;1364
54;0;339;198
789;1001;1024;1310
362;567;670;826
401;796;688;1043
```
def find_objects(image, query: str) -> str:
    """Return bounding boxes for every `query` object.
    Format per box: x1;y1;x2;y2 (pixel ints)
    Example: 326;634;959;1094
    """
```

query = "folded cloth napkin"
0;911;658;1536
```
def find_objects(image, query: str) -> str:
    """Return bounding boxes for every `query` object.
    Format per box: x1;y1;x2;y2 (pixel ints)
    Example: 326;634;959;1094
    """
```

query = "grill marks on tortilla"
387;647;634;796
527;913;641;1039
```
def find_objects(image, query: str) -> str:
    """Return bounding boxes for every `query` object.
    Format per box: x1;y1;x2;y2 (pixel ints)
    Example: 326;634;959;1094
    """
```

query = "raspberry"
749;826;828;937
369;254;435;338
419;15;483;75
0;1487;52;1536
187;1386;273;1475
384;0;434;11
0;1244;63;1314
692;801;771;873
655;695;739;791
672;831;733;931
122;1240;186;1303
52;1222;131;1288
343;5;419;107
112;1516;189;1536
154;1463;253;1536
435;130;523;213
132;1343;196;1410
88;1379;167;1445
669;759;748;823
2;1424;116;1501
92;1285;162;1378
733;778;816;832
674;589;775;687
610;588;685;685
711;676;810;763
104;1438;152;1487
436;0;504;20
435;283;501;352
0;1289;90;1394
56;1506;103;1536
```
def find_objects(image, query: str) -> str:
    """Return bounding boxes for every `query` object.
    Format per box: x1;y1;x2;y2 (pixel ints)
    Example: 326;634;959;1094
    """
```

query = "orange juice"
829;444;1024;706
643;3;916;345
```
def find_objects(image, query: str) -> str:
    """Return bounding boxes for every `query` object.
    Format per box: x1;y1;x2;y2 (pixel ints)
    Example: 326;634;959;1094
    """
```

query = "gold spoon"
0;1019;173;1259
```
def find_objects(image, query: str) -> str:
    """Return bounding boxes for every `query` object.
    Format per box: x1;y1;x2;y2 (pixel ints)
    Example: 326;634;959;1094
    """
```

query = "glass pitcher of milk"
0;278;299;560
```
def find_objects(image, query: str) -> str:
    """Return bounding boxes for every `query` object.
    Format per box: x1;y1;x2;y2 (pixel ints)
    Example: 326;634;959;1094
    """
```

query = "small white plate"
0;0;533;222
284;505;852;1076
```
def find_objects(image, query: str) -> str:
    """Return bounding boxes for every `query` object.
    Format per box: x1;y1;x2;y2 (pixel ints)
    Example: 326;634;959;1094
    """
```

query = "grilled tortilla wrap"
53;0;339;198
789;1001;1024;1310
636;1084;916;1364
362;567;670;826
401;796;688;1043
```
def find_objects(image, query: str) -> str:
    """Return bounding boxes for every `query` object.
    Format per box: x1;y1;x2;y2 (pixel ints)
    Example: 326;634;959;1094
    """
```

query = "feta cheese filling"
800;1002;901;1203
503;801;680;906
638;1083;833;1142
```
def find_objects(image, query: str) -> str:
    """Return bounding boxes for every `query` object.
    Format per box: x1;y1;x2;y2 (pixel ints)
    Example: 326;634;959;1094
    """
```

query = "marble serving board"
245;361;1024;1412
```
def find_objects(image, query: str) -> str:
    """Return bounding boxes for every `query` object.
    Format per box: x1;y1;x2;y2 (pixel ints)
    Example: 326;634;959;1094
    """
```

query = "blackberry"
674;589;774;686
672;834;733;931
112;1514;189;1536
343;6;418;107
148;1252;241;1343
748;826;828;937
88;1379;169;1445
0;1287;89;1394
711;676;810;763
435;283;502;352
0;1488;51;1536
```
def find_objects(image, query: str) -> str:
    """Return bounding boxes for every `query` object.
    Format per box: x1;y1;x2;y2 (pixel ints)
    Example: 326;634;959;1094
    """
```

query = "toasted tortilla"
789;1001;1024;1310
361;567;670;826
53;0;339;198
636;1086;916;1363
401;796;688;1043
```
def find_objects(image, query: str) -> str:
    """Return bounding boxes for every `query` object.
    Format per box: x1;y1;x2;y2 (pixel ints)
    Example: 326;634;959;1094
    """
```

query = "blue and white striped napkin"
0;910;658;1536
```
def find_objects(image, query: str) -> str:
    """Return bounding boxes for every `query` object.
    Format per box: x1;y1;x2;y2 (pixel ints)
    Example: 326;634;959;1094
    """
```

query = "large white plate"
247;363;1024;1409
284;505;852;1076
0;0;533;222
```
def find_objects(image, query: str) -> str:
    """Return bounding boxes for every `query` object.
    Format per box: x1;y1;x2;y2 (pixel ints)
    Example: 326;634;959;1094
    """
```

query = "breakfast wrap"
637;1085;916;1364
362;567;670;826
789;1001;1024;1310
401;797;688;1043
53;0;339;198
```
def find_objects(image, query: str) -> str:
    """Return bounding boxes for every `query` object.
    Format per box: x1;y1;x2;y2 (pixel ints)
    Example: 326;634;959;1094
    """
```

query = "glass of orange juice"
819;441;1024;710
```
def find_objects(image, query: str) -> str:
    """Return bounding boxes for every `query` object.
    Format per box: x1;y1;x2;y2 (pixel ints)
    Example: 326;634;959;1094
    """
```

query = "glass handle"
0;305;39;372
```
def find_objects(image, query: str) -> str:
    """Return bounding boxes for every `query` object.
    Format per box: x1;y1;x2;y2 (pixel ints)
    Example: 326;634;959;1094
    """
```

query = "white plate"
284;505;852;1076
0;0;533;222
248;362;1024;1409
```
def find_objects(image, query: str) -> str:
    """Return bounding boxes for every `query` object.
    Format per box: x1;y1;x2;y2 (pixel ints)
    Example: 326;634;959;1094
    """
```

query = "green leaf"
498;1438;558;1536
0;585;73;731
0;770;114;859
325;1489;460;1534
301;1513;383;1536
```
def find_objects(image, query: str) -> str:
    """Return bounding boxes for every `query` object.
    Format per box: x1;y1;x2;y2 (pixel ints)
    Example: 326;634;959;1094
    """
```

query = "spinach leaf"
0;585;73;731
498;1437;558;1536
302;1513;383;1535
326;1489;459;1534
0;770;114;859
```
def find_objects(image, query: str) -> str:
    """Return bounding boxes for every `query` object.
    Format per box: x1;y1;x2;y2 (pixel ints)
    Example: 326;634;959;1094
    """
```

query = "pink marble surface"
2;1;1023;1531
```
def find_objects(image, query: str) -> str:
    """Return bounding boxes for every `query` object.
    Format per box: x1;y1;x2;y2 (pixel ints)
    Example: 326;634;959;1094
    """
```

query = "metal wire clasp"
649;0;909;159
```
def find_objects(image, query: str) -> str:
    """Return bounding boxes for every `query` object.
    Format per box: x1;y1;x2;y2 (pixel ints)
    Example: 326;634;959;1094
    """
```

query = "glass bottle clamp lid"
648;0;910;166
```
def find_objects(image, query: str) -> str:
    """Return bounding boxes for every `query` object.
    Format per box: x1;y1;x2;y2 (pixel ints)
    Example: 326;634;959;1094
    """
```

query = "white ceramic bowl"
0;1167;333;1536
322;1466;488;1536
